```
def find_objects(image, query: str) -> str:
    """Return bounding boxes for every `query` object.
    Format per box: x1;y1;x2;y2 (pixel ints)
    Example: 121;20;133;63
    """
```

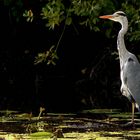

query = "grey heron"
99;11;140;124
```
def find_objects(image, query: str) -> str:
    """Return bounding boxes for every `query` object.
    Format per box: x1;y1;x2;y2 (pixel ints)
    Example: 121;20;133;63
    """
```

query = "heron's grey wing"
123;55;140;107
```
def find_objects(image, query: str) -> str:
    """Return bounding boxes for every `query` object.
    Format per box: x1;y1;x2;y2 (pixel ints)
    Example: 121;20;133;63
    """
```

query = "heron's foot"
120;121;135;129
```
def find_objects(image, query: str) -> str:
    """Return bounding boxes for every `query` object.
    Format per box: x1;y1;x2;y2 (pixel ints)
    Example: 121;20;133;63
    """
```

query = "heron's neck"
117;18;129;59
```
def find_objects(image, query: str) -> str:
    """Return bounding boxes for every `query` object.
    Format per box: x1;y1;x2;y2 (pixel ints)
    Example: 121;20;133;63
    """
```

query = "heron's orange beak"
99;15;113;19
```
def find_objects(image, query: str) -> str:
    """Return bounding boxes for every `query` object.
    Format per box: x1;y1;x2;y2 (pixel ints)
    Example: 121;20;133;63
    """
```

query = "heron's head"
99;11;127;25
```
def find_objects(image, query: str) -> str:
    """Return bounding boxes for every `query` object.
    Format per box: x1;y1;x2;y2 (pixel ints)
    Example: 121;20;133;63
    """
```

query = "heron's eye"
128;57;134;62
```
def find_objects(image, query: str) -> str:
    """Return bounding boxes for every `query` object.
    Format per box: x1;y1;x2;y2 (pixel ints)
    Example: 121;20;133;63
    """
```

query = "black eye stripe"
117;12;126;16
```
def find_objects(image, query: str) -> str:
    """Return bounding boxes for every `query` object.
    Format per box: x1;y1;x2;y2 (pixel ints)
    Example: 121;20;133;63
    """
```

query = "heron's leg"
121;102;135;128
131;102;135;124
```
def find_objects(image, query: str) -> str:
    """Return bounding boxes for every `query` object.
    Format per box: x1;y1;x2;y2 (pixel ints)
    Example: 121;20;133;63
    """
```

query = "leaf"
23;10;34;22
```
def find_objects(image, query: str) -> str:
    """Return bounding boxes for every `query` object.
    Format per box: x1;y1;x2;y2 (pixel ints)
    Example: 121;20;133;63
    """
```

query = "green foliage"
40;0;115;31
5;0;140;65
34;45;59;65
33;0;116;65
71;0;115;30
41;0;65;29
122;2;140;43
